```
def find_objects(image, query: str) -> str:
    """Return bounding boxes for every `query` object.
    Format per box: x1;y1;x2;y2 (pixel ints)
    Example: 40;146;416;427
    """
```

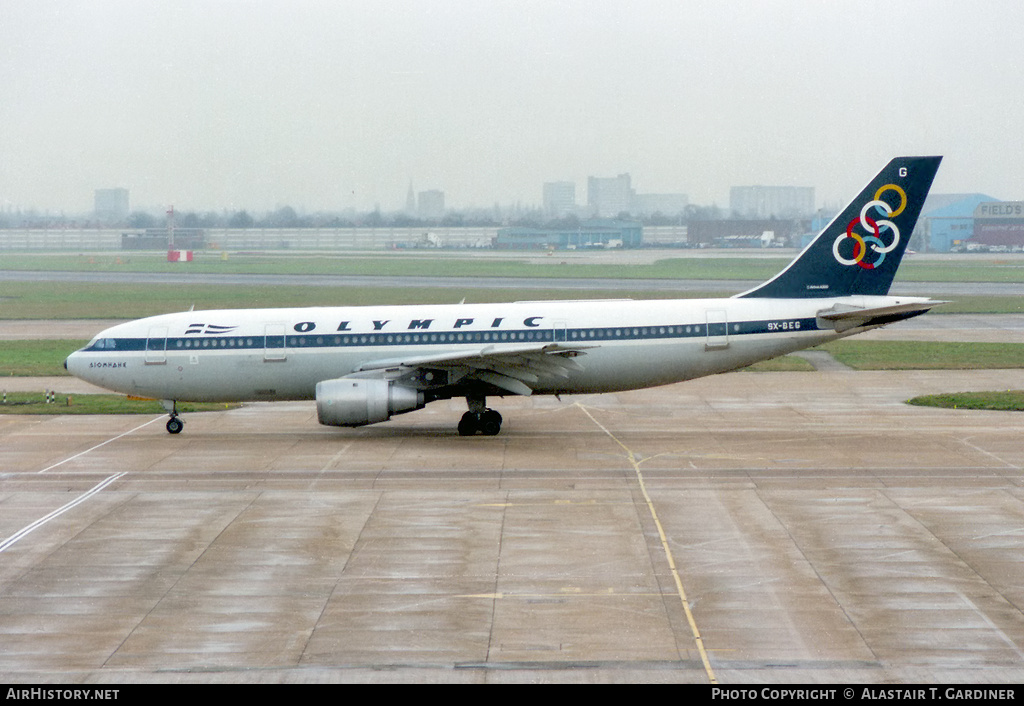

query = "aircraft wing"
355;342;596;396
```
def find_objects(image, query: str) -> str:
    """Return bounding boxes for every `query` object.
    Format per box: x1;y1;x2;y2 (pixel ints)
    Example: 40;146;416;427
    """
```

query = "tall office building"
405;181;416;215
94;188;130;222
588;174;634;218
418;190;445;219
543;181;576;217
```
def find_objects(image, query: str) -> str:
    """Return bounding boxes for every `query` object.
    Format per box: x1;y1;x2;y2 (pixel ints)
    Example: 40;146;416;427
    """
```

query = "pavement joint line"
573;401;718;685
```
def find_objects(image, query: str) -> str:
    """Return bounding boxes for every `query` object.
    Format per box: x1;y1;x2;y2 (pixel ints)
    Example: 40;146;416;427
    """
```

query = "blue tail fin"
738;156;942;299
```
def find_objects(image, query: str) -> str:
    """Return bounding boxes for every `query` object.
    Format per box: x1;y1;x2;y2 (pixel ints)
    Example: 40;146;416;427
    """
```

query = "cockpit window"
91;338;117;350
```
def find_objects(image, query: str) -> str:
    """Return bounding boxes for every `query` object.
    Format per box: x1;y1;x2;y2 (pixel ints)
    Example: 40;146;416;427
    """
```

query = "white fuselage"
65;294;919;403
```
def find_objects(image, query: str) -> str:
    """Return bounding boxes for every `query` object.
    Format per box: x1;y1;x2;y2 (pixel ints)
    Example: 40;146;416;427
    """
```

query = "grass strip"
0;340;85;376
743;356;817;372
0;391;238;415
907;391;1024;411
817;340;1024;370
0;281;676;320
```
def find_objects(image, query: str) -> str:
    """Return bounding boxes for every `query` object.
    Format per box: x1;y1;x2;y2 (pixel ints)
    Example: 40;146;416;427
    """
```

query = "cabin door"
705;309;730;350
145;326;168;364
264;324;287;361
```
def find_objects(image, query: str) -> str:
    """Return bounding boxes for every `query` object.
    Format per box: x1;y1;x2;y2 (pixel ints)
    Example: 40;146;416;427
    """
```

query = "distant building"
588;174;634;218
94;188;129;222
972;201;1024;248
802;193;1022;253
405;181;416;215
543;181;576;217
730;185;814;219
916;194;995;252
586;173;688;218
497;219;642;250
418;189;445;219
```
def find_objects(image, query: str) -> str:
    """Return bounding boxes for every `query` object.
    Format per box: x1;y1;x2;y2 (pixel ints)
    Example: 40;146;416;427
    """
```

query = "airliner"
66;156;943;436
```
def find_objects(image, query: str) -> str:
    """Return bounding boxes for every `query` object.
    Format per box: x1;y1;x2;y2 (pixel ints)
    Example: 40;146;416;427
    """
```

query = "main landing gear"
458;396;502;436
161;400;184;434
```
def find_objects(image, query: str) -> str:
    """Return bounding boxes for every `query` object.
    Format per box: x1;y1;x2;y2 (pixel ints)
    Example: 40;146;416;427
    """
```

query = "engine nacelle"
316;377;424;427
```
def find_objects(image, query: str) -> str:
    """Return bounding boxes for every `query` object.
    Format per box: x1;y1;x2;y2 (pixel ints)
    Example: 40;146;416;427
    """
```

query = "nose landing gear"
161;400;184;434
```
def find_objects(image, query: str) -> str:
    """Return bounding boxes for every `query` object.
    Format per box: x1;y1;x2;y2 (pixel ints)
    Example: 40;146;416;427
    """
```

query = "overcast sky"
3;0;1023;215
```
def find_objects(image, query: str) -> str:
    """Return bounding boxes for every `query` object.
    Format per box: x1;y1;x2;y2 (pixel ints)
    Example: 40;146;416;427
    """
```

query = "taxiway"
2;349;1024;682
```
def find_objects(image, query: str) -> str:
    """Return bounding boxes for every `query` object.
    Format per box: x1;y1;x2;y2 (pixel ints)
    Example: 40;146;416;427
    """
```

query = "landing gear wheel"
458;412;478;436
161;400;184;435
480;409;502;436
458;409;503;436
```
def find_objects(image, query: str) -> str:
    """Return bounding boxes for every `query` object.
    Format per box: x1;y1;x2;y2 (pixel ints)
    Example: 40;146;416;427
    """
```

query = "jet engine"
316;377;424;427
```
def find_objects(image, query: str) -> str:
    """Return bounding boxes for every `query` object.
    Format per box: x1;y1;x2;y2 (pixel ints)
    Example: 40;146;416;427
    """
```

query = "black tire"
458;412;478;436
166;417;184;434
479;410;502;436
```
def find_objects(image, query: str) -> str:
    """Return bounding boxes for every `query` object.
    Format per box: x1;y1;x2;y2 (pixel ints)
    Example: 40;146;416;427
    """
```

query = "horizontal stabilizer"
816;299;948;332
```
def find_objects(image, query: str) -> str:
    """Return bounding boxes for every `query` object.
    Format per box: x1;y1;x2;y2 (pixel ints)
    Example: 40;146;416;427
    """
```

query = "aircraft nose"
64;350;84;378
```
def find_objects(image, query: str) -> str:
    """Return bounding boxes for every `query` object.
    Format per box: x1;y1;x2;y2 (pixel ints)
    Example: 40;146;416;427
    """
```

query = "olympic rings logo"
832;183;907;269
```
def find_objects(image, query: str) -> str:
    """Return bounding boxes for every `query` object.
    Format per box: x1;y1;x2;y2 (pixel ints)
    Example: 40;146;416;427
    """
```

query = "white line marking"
573;402;718;684
0;472;127;553
38;415;164;474
1;416;162;553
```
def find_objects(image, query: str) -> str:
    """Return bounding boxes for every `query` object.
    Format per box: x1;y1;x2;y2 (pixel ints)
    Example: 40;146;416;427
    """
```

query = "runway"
2;358;1024;682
